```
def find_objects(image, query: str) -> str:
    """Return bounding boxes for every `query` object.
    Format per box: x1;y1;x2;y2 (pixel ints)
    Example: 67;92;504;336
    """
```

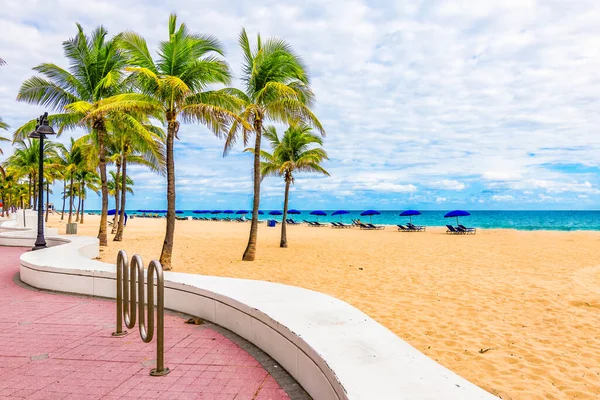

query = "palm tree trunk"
114;157;127;241
45;181;50;223
75;193;81;222
80;191;85;224
29;174;33;210
67;174;74;224
280;179;291;248
159;121;176;270
61;180;66;220
243;120;263;261
96;123;109;246
112;162;121;234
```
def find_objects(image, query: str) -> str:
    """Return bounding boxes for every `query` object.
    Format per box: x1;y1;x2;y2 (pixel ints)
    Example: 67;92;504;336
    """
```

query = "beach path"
0;246;302;400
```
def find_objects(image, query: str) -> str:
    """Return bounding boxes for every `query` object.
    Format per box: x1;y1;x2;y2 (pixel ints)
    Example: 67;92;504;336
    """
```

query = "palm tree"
225;29;325;261
15;24;126;246
252;124;329;247
0;118;10;177
0;169;17;217
76;168;100;224
108;171;133;229
55;139;84;224
89;14;243;269
111;121;164;241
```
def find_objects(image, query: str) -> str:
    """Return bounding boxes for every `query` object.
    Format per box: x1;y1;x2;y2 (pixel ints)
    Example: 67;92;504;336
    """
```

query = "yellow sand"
48;213;600;399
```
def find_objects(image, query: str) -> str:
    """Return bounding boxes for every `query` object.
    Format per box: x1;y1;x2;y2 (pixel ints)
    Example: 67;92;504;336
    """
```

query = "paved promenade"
0;247;303;400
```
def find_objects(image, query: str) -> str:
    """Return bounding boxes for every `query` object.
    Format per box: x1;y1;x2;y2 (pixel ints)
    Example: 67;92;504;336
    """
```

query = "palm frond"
17;76;81;110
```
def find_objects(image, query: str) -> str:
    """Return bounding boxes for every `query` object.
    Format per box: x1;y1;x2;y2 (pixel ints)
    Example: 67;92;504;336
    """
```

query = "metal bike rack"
112;250;170;376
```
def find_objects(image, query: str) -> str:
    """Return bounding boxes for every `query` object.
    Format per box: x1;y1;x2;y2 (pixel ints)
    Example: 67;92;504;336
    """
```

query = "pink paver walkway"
0;247;292;400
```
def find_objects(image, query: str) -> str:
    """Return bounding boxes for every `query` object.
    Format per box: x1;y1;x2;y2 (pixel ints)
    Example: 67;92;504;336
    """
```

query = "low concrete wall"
10;233;495;400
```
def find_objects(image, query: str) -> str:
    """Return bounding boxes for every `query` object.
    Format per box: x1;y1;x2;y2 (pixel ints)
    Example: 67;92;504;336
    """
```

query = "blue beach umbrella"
360;209;381;223
310;210;327;222
400;209;421;224
175;210;184;214
236;210;249;214
107;209;128;225
211;210;222;216
192;210;204;214
269;210;283;216
258;211;265;215
332;210;349;221
444;210;471;225
223;210;235;214
287;209;301;215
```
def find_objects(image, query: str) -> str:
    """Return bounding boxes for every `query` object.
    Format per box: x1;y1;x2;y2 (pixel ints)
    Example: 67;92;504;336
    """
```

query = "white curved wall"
10;233;496;400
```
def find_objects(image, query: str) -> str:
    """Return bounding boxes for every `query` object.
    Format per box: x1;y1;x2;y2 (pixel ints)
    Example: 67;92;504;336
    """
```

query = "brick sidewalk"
0;247;302;400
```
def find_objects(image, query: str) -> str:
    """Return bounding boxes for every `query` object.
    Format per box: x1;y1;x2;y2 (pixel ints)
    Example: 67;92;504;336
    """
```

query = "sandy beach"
48;213;600;399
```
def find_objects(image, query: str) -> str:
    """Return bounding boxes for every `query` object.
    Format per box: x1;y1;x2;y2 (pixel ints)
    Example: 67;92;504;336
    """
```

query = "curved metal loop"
112;250;128;336
125;255;144;329
113;250;169;376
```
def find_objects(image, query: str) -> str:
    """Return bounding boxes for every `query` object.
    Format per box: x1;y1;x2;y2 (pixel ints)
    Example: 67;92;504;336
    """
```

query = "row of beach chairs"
174;216;476;234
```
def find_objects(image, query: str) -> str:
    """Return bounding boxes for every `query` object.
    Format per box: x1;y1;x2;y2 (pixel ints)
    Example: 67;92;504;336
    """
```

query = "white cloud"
492;195;514;202
431;180;466;191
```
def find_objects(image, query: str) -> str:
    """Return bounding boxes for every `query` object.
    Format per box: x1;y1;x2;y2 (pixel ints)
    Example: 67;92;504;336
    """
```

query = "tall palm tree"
108;170;133;224
252;124;329;247
6;140;38;208
89;13;243;269
112;121;164;241
76;168;100;224
55;138;84;224
15;24;126;246
225;29;325;261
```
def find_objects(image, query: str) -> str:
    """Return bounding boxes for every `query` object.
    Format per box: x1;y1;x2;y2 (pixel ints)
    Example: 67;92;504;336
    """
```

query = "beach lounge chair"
407;223;426;232
288;219;301;225
457;224;476;234
337;222;352;228
446;225;462;234
331;222;344;228
367;223;384;230
307;221;326;227
397;224;412;232
359;223;384;230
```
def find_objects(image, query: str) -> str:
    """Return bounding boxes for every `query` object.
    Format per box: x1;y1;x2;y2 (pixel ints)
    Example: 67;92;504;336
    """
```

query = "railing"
112;250;170;376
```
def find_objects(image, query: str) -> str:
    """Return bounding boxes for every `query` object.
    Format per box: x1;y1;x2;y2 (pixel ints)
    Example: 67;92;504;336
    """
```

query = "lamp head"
28;117;41;139
36;112;56;136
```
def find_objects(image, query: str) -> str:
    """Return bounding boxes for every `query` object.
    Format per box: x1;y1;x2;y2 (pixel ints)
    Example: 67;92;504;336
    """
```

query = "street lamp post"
29;112;56;251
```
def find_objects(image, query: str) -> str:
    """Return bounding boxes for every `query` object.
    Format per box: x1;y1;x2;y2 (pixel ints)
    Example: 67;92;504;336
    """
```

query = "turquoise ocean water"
90;210;600;231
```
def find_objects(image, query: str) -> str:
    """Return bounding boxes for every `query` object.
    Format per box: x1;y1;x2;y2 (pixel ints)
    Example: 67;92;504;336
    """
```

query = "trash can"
267;219;276;227
66;223;78;234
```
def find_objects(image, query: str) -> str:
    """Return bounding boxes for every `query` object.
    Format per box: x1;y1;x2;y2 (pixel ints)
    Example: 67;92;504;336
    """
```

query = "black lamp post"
28;112;56;251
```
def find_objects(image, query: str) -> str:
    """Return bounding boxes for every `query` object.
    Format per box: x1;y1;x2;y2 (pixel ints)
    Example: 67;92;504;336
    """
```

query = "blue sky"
2;0;600;210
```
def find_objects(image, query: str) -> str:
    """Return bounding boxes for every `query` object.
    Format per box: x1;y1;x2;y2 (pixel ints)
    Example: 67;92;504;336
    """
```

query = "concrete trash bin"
66;223;78;234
